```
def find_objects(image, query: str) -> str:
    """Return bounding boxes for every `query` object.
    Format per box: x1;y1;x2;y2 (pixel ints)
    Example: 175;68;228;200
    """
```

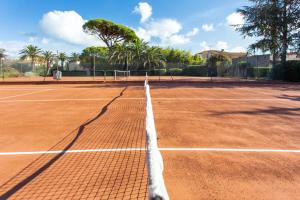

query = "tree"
237;0;300;66
81;46;109;69
109;42;134;71
0;48;5;59
83;19;139;49
69;52;80;63
142;46;166;71
42;51;55;80
58;52;67;70
278;0;300;63
19;45;42;71
130;40;149;68
207;54;230;78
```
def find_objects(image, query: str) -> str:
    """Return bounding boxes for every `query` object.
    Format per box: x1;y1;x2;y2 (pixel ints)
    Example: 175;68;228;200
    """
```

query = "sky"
0;0;255;58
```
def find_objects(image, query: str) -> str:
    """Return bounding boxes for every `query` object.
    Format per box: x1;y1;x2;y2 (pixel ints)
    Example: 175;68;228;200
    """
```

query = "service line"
0;89;53;100
152;98;290;101
0;97;144;103
1;147;300;156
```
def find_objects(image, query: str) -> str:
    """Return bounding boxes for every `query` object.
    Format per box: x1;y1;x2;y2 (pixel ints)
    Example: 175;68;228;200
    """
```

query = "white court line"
159;148;300;153
0;89;53;100
0;98;291;103
152;98;289;101
0;148;146;156
0;86;145;91
0;97;144;103
1;148;300;156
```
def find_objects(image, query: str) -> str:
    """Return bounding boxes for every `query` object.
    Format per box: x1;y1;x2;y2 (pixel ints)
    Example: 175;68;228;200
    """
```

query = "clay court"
0;78;300;199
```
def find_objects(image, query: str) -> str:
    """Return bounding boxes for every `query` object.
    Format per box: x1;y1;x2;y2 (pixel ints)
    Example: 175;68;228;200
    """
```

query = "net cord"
144;78;169;200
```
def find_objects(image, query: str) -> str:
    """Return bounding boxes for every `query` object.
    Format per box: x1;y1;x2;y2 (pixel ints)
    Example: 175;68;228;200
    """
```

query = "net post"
104;71;106;82
114;70;116;81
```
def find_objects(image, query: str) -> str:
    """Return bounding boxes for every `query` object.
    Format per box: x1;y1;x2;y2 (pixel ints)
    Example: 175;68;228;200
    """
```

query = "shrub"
166;68;182;76
272;61;300;82
60;70;89;76
182;65;208;76
151;69;167;76
3;67;22;77
24;72;37;77
247;67;272;78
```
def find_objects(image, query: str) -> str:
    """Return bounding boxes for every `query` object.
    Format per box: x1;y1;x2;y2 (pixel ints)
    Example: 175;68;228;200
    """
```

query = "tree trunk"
124;56;128;71
272;53;277;68
44;61;50;81
281;1;288;65
31;59;35;72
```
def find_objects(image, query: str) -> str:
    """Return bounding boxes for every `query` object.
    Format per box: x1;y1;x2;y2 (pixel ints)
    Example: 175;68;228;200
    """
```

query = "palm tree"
130;40;148;69
109;43;134;71
42;51;55;81
69;52;80;63
19;45;42;71
0;49;6;79
0;48;5;59
58;52;67;70
142;47;166;71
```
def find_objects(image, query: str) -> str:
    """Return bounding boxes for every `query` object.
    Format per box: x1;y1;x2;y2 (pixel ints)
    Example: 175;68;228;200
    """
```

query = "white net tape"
145;78;169;200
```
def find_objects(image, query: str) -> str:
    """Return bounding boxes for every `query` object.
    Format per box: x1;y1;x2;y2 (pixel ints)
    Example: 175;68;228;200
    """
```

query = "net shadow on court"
0;86;148;200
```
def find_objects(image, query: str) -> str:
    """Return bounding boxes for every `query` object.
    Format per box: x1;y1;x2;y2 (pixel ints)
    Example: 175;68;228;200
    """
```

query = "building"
198;50;246;60
232;53;300;68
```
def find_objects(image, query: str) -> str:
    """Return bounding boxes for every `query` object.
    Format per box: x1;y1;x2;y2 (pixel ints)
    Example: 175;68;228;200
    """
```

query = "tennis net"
114;70;130;80
144;77;169;200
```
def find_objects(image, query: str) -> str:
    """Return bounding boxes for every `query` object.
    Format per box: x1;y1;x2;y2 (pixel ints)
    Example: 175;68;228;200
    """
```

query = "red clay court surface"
0;77;300;199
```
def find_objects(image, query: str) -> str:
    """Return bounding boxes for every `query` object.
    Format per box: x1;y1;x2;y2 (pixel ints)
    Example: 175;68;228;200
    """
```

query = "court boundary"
0;97;294;103
1;147;300;156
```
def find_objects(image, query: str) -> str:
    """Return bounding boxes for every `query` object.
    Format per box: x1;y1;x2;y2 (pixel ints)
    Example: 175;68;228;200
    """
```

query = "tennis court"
0;78;300;199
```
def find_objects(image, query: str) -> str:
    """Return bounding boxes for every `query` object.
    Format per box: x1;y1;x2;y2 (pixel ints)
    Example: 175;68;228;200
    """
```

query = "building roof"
198;50;247;60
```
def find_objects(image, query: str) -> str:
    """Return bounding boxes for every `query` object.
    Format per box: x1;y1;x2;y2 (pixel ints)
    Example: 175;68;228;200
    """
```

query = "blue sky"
0;0;255;57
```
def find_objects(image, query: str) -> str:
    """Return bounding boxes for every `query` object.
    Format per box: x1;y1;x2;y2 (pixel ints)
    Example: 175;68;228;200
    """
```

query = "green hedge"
166;68;182;76
60;71;88;76
247;67;272;78
3;67;23;77
272;61;300;82
182;65;208;76
152;69;167;76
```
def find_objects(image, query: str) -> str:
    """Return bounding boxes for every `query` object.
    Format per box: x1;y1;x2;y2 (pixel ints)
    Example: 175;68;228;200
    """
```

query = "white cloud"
134;18;195;46
161;34;190;46
41;38;49;44
134;27;152;42
134;2;152;23
147;18;182;38
40;10;101;46
0;41;27;58
202;24;214;32
226;12;245;26
133;4;197;46
28;37;37;42
199;41;247;52
200;41;229;51
186;28;199;37
230;46;246;52
134;18;191;46
215;41;229;51
200;41;210;51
